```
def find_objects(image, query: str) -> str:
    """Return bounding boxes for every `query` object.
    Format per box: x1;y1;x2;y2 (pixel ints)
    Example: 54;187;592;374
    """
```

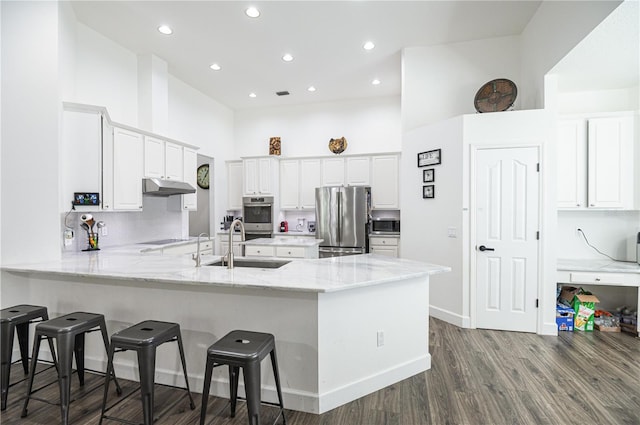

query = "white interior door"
475;147;539;332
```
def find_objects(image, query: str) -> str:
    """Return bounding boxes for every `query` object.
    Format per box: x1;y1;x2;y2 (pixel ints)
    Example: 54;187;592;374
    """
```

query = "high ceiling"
70;1;543;110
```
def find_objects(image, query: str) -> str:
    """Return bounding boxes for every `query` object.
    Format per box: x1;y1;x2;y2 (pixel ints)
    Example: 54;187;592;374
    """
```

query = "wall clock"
197;164;209;189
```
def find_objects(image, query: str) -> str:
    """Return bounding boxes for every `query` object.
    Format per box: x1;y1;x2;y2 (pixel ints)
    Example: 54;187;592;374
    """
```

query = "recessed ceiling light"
245;7;260;18
209;63;221;71
249;92;257;98
307;86;316;92
158;25;173;35
282;53;294;62
363;41;375;50
371;79;381;85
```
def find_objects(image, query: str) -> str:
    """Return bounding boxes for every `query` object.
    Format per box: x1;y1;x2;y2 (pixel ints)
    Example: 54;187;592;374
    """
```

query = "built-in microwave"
370;218;400;235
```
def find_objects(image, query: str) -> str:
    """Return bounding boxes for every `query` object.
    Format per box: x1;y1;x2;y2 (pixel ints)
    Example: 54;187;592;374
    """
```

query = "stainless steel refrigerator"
315;186;371;258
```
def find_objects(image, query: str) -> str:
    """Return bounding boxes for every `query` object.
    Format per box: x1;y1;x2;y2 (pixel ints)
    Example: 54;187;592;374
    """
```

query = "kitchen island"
1;250;449;413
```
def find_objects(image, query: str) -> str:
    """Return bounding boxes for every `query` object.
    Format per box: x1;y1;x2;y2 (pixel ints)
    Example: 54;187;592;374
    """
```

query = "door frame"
469;143;543;332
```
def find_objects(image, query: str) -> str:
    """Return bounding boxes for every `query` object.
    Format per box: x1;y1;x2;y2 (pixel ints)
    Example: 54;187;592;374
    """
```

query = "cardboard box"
559;286;579;303
594;324;621;332
556;304;575;331
573;293;600;331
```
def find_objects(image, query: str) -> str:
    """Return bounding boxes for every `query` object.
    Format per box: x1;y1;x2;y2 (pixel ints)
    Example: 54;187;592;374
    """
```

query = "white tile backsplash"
62;196;186;251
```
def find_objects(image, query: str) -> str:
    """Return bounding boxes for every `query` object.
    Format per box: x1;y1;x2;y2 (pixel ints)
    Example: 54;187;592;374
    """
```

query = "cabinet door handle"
595;278;601;281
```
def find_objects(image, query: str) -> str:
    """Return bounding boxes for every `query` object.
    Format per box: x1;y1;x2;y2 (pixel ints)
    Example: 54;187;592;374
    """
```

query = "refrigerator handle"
337;192;341;245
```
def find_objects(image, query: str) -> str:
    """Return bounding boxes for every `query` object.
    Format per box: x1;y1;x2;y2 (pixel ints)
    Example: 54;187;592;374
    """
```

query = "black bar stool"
200;330;286;425
99;320;196;425
1;304;56;410
21;311;122;425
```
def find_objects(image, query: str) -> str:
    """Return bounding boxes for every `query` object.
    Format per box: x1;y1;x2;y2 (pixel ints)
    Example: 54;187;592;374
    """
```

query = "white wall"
401;117;465;324
168;75;235;235
74;23;138;126
1;1;61;265
520;0;621;110
558;211;640;261
558;87;639;115
401;36;521;132
234;96;401;158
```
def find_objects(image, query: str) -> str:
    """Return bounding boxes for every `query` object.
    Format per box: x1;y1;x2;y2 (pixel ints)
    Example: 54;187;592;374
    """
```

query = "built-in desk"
557;259;640;335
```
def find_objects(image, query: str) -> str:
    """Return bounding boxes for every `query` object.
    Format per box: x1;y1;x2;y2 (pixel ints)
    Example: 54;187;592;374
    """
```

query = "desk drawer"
369;237;398;247
570;272;639;286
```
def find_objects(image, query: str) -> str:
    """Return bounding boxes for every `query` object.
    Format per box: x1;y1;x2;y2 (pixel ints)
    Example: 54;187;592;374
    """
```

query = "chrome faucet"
192;232;210;267
227;219;245;269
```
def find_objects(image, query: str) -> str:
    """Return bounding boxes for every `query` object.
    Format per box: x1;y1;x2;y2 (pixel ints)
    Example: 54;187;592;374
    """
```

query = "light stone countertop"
242;237;322;247
558;259;640;274
2;250;450;293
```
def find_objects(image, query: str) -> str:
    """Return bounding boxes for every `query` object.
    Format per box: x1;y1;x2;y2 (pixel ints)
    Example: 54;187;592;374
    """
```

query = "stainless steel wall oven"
242;196;274;239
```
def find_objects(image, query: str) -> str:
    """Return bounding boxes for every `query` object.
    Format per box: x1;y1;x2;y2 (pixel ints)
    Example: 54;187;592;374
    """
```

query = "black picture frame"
423;185;435;199
423;168;435;183
417;149;441;167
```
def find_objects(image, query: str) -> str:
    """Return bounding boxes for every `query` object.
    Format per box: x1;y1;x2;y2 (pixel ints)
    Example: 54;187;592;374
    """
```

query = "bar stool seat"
99;320;196;425
200;330;286;425
21;311;121;425
0;304;56;411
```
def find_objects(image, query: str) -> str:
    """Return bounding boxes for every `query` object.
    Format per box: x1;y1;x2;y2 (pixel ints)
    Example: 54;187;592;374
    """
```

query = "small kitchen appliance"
308;221;316;233
280;221;288;232
371;218;400;235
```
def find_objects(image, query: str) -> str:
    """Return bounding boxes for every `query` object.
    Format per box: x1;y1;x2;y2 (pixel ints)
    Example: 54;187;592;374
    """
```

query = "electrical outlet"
63;229;74;246
100;225;108;236
377;330;384;347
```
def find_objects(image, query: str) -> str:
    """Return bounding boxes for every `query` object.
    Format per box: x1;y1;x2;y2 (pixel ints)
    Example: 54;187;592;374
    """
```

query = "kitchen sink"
205;258;291;269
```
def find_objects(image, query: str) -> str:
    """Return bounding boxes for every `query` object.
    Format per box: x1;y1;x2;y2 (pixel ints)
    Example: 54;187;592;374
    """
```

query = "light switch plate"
447;227;457;238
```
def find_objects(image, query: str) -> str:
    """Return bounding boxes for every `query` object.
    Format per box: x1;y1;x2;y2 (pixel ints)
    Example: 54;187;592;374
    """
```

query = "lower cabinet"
218;234;243;256
162;240;213;256
275;246;306;258
244;245;275;257
369;236;399;257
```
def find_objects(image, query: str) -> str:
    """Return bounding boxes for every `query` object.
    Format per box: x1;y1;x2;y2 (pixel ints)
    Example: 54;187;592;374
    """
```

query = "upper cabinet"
371;155;399;209
144;137;184;180
105;127;144;211
280;158;321;210
181;147;198;210
345;157;370;186
227;161;243;210
244;157;278;195
557;114;636;210
321;157;345;186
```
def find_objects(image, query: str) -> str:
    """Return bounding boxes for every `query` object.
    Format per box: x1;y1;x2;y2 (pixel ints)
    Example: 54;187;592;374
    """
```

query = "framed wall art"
423;169;434;183
417;149;441;167
423;185;435;199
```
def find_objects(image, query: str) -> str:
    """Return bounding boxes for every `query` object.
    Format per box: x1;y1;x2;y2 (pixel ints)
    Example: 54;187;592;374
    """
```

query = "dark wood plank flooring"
1;318;638;425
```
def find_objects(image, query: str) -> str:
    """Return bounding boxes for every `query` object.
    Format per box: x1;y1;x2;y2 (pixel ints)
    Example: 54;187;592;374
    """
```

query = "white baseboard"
317;354;431;414
429;305;471;328
540;321;558;336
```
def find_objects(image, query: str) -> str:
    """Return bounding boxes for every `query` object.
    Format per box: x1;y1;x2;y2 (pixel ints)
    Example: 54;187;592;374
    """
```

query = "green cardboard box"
572;293;599;331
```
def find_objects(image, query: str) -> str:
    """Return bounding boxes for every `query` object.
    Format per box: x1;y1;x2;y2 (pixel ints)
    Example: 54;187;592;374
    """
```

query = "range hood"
143;178;196;196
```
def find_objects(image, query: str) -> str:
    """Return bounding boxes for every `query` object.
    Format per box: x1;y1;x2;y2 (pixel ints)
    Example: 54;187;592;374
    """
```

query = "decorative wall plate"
329;137;347;154
474;78;517;113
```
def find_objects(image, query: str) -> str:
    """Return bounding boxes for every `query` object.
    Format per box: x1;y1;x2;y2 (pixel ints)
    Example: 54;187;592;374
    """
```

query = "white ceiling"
70;1;543;110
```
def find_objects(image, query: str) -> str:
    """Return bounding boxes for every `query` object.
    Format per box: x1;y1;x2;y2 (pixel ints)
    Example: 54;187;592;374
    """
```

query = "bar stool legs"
99;320;195;425
1;304;56;411
20;312;121;425
200;330;286;425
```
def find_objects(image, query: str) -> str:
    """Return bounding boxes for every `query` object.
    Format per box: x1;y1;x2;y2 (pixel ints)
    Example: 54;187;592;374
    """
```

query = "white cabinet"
300;159;321;209
280;158;321;210
227;161;243;210
280;160;300;209
104;127;143;211
244;157;277;195
143;137;183;180
557;115;635;209
322;157;345;186
369;236;399;257
181;148;198;210
322;156;372;187
162;240;213;256
275;246;306;258
371;155;399;209
218;233;243;256
346;157;370;185
245;245;275;257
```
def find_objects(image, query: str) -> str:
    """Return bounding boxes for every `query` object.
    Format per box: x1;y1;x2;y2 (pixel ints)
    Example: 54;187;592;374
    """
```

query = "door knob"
478;245;495;252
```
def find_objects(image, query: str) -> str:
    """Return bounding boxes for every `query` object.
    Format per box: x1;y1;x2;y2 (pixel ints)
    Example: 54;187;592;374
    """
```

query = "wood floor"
2;318;638;425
